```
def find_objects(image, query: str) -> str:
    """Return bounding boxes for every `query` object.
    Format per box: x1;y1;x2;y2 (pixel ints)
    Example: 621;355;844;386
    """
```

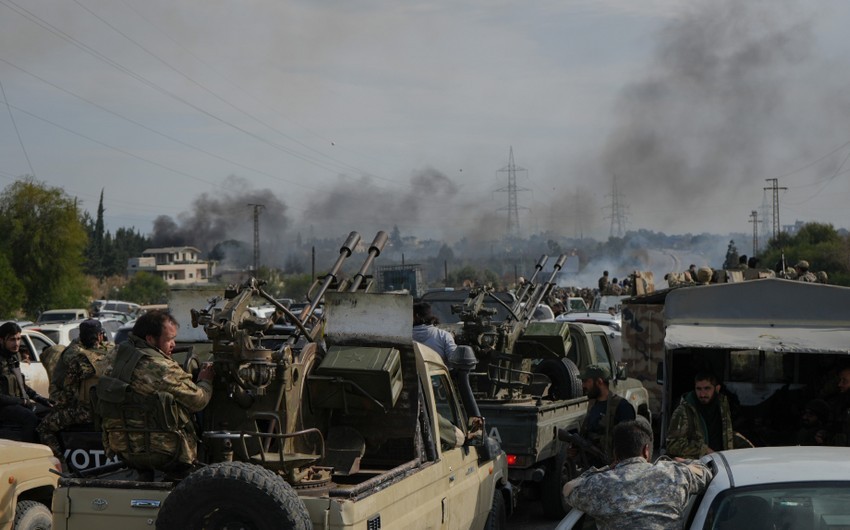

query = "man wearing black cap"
38;319;113;462
0;321;52;442
571;364;635;468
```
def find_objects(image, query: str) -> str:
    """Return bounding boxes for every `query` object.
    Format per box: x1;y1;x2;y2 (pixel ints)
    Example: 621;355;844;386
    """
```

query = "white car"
18;329;56;396
24;320;83;346
556;446;850;530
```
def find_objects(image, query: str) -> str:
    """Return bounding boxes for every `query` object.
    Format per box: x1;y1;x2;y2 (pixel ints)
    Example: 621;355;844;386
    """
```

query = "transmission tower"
248;203;265;272
604;175;629;238
495;146;529;237
749;210;761;256
763;178;787;242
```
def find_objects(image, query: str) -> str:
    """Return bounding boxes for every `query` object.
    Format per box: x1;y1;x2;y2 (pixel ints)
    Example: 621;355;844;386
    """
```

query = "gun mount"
190;231;392;488
439;254;576;401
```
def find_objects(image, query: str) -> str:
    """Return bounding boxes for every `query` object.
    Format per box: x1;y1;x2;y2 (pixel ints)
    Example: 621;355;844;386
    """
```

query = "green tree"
115;272;169;304
83;189;107;278
104;227;151;277
0;252;26;317
723;240;739;270
280;273;313;300
759;223;850;285
0;178;90;317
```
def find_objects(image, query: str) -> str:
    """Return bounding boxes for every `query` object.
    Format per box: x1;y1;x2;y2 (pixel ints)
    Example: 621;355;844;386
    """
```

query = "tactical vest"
78;347;111;404
94;347;190;470
584;393;625;460
1;353;26;399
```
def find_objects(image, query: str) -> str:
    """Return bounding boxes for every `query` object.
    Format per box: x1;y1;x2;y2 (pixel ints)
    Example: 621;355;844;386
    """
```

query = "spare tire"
156;461;311;530
533;358;582;401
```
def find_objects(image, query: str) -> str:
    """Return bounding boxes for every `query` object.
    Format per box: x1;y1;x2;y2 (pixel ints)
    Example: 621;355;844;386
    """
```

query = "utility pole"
248;203;265;273
604;175;629;238
749;210;760;256
495;146;529;238
763;178;787;242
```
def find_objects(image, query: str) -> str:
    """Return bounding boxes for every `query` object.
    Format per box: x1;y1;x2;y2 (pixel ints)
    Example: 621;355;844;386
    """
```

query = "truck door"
431;373;488;529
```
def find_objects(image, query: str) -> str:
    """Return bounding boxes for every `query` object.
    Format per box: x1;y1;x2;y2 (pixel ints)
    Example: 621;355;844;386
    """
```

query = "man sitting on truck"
666;372;733;458
38;319;112;465
96;310;214;474
571;364;635;467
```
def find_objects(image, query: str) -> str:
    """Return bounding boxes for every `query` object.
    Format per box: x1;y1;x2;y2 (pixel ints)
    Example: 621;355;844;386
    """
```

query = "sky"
1;0;850;250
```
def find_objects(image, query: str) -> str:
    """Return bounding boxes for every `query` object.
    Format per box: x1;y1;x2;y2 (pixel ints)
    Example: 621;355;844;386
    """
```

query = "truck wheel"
14;500;52;530
534;358;582;400
484;489;507;530
540;445;572;519
156;461;311;530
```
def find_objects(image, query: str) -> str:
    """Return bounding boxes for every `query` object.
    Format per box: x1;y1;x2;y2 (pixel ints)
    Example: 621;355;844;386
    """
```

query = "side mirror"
616;361;628;380
656;361;664;385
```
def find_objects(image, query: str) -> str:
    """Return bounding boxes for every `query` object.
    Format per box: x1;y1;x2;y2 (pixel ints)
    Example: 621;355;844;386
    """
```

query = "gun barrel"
522;254;567;326
304;231;361;323
513;254;548;311
348;231;388;292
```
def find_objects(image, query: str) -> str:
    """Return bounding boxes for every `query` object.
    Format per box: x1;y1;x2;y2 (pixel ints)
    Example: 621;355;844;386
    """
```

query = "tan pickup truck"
0;439;60;530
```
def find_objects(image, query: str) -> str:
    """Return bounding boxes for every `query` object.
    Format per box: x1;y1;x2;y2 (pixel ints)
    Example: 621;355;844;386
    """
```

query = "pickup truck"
51;232;513;530
420;257;650;519
0;439;60;530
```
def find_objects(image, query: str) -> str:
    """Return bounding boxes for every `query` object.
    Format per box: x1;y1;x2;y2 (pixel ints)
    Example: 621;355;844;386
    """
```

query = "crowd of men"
0;310;213;476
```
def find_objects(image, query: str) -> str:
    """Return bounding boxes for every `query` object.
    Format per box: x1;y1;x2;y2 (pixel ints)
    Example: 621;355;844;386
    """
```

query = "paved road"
508;497;561;530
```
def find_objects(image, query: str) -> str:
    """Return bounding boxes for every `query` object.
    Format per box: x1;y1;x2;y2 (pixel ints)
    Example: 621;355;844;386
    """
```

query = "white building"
128;246;215;285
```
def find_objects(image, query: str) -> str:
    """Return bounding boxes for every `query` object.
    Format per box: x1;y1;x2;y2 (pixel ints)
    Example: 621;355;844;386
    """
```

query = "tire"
484;489;507;530
534;358;582;401
14;500;52;530
156;461;311;530
539;444;574;519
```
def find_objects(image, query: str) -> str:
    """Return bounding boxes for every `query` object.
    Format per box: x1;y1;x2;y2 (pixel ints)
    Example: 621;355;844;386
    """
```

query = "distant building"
127;246;216;285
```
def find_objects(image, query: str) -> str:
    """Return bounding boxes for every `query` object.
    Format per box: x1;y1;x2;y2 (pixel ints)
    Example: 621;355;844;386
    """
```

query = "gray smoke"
601;0;818;230
151;175;290;266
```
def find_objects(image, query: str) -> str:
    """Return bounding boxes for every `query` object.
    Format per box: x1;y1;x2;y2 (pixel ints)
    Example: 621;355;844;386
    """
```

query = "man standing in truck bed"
573;364;635;467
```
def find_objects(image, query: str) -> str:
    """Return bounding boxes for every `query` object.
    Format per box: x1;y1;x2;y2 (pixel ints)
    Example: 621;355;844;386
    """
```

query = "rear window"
704;483;850;530
38;312;76;323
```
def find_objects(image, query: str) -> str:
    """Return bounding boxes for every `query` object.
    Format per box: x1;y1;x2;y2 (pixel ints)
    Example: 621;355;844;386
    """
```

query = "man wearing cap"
794;260;817;282
38;319;114;462
572;364;635;467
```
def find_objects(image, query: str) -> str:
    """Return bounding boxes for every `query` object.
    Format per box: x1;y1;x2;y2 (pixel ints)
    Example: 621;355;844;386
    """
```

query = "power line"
0;77;34;176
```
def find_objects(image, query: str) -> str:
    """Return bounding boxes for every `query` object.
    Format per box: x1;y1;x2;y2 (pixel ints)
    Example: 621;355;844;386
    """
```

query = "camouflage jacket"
666;392;733;458
101;334;213;466
53;341;112;408
566;456;713;530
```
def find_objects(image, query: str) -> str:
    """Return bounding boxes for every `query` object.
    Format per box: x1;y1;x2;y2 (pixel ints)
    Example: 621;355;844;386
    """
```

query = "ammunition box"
308;346;403;410
514;321;571;358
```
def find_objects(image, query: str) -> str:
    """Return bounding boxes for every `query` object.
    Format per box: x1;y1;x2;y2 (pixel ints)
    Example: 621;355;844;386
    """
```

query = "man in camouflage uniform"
666;372;733;458
98;309;214;472
794;260;817;282
37;319;112;463
0;322;53;442
570;364;635;468
565;419;712;529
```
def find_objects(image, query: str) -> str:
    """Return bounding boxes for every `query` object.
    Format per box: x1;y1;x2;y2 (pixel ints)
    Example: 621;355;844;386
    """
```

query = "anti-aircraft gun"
51;230;511;530
187;231;388;489
447;254;582;402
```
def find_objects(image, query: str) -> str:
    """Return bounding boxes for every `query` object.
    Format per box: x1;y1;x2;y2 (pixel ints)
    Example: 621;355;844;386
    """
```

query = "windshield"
704;483;850;530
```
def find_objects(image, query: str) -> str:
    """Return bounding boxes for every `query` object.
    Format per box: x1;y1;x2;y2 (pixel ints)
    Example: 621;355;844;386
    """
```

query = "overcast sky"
2;0;849;245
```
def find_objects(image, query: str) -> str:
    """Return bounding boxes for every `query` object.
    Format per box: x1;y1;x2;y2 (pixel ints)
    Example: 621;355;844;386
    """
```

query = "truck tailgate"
52;478;172;530
480;397;587;463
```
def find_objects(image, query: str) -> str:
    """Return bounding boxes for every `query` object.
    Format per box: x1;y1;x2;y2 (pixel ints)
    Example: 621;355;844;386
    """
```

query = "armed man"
97;309;214;475
0;321;52;443
570;364;635;468
38;319;113;466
